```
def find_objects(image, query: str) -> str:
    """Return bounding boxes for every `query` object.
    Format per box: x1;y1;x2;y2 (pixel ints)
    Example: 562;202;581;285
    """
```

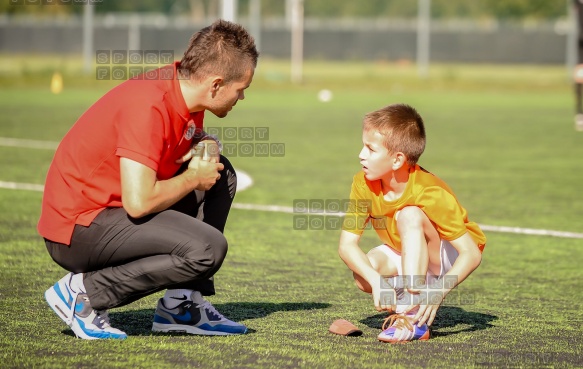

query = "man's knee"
206;231;228;267
183;231;228;275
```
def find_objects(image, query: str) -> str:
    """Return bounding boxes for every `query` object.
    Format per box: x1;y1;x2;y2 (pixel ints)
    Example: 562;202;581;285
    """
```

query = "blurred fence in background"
0;14;570;64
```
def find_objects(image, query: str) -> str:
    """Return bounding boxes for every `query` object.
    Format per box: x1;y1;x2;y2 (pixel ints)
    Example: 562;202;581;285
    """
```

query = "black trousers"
45;156;237;311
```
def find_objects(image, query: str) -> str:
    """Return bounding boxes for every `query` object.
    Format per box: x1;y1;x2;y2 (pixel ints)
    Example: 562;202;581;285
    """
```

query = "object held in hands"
176;140;221;164
328;319;363;336
193;140;221;161
192;141;207;159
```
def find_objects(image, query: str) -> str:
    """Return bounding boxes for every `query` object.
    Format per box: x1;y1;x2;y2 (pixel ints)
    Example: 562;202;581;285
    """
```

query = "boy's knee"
396;206;426;228
397;206;440;243
353;272;372;293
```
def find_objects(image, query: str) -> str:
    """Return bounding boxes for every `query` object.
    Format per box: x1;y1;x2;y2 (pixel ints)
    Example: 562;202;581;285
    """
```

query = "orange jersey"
342;165;486;253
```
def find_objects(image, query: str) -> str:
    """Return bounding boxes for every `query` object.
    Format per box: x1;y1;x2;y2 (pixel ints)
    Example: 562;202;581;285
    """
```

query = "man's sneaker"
152;293;247;335
377;314;430;343
45;273;127;340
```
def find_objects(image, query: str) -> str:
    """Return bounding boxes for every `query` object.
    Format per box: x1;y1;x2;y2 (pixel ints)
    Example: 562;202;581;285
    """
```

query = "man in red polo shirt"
39;20;258;339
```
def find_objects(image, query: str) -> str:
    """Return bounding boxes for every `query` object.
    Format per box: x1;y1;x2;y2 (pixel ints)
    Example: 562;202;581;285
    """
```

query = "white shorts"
372;240;459;284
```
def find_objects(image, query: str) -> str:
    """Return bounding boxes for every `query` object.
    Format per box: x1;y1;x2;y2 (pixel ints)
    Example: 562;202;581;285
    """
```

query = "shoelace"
65;285;81;326
197;300;225;321
94;310;112;328
381;314;414;332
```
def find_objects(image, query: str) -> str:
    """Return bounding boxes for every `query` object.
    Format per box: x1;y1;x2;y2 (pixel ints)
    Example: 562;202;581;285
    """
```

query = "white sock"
395;288;420;316
190;291;205;304
69;273;86;293
163;289;205;309
396;305;419;316
394;287;405;301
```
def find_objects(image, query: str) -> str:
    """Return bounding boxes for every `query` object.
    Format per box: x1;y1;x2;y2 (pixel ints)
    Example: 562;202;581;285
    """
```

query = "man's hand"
121;156;224;218
186;156;224;191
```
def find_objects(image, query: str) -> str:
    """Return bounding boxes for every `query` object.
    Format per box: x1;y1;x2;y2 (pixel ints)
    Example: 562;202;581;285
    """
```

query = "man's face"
207;68;254;118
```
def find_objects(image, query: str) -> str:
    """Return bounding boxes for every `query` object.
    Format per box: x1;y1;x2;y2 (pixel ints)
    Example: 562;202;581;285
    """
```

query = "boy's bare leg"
352;248;399;294
375;206;438;342
396;206;442;293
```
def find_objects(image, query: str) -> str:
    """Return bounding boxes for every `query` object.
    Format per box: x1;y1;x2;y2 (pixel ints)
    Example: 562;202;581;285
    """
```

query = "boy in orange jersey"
338;103;486;343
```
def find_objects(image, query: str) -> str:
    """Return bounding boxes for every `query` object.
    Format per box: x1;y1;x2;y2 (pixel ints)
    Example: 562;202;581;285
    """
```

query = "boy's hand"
405;290;445;327
371;275;396;312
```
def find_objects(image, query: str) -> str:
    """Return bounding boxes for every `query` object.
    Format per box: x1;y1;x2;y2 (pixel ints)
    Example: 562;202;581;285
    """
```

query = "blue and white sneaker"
377;314;430;343
152;292;247;335
45;273;127;340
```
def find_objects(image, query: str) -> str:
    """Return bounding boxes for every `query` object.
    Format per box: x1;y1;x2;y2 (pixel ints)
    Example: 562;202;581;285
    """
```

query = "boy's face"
359;129;394;181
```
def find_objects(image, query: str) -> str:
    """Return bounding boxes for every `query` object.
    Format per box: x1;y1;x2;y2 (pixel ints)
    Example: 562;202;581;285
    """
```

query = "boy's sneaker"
152;292;247;335
45;273;127;340
377;314;430;343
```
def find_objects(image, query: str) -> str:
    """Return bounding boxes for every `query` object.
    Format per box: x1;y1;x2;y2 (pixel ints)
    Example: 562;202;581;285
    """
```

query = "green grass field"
1;57;582;368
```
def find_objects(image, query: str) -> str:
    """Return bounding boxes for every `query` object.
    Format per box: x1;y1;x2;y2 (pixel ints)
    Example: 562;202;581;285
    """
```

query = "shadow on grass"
359;306;497;338
105;301;330;337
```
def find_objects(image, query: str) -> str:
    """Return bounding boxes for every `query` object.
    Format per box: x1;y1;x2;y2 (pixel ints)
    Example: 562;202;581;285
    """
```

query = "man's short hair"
179;19;259;83
363;104;426;166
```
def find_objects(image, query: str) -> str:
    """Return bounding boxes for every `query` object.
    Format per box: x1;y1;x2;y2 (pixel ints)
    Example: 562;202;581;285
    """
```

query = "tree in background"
0;0;570;20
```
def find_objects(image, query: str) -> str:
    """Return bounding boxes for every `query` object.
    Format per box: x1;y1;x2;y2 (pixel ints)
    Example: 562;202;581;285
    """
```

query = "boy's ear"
392;152;407;170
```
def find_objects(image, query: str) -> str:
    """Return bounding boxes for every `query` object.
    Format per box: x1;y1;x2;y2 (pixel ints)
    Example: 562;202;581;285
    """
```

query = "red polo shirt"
38;62;204;245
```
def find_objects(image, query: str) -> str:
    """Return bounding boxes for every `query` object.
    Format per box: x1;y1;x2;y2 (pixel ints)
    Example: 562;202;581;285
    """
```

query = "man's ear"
392;152;407;170
210;76;224;96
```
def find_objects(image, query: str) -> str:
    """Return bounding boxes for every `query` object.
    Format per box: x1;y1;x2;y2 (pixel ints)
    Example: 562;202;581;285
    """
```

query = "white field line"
0;137;59;150
236;170;253;192
0;180;45;192
230;203;583;239
2;179;582;239
0;136;253;192
0;175;253;194
1;137;582;240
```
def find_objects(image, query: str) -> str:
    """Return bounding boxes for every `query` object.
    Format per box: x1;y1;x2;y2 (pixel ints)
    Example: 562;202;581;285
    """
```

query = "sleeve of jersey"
115;106;166;172
417;186;468;241
341;174;371;235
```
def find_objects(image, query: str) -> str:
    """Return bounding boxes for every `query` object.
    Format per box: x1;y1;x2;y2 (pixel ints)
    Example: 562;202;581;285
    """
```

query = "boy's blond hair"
363;103;426;166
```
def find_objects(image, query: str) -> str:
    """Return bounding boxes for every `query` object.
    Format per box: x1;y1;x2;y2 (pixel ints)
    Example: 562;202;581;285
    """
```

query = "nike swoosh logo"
170;295;188;301
172;311;192;322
